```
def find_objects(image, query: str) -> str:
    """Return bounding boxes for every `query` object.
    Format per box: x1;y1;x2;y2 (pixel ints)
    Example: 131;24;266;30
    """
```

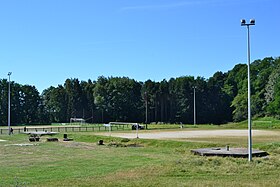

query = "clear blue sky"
0;0;279;93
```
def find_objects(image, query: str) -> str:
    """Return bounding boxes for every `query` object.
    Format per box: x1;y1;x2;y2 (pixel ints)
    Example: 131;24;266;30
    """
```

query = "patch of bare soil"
60;141;96;150
98;129;280;140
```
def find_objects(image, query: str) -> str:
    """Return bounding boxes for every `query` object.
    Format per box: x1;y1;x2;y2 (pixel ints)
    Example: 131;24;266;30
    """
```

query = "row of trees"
0;80;43;125
1;57;280;126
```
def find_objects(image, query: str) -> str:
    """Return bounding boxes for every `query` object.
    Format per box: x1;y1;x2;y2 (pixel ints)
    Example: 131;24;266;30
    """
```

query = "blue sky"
0;0;279;93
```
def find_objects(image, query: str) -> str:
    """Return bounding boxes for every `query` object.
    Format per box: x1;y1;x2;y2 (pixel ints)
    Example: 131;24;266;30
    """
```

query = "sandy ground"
98;129;280;140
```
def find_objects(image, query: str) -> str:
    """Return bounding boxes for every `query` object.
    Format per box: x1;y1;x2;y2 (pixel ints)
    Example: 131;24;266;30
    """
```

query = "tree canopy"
1;56;280;125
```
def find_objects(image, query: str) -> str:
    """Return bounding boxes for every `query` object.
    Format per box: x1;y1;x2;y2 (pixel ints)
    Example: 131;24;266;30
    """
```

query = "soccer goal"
109;122;138;126
109;122;144;138
69;118;86;125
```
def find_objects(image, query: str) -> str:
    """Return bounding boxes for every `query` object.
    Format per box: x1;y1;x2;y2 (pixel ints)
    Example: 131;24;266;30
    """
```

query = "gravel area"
99;129;279;140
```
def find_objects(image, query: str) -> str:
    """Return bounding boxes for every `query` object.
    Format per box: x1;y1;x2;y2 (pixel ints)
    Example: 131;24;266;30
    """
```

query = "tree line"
1;56;280;126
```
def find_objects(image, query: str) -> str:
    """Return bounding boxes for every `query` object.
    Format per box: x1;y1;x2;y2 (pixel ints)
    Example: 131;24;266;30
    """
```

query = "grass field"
1;121;280;186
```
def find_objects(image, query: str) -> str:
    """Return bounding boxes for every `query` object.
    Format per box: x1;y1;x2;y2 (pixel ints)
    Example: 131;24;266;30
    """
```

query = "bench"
47;138;58;142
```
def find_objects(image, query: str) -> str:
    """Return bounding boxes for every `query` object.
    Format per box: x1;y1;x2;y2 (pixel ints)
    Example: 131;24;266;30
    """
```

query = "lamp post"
8;72;12;135
241;19;255;162
144;92;148;129
193;86;197;125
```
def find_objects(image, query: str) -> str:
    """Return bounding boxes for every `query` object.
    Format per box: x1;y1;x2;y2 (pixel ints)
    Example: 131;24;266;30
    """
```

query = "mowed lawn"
1;128;280;187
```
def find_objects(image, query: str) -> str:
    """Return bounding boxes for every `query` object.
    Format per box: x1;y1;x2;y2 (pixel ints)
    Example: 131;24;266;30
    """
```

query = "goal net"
70;118;86;125
109;122;144;130
109;122;138;126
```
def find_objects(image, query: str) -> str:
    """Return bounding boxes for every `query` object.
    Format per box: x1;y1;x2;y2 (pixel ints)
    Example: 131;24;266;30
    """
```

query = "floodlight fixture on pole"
241;18;255;162
193;86;197;125
8;72;12;135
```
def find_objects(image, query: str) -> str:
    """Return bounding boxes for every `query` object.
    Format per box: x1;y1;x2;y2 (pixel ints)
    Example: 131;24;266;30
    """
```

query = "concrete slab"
191;147;268;158
5;143;37;146
22;131;59;136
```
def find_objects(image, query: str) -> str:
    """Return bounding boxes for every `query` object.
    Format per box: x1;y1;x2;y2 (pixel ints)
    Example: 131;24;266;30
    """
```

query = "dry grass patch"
59;141;96;150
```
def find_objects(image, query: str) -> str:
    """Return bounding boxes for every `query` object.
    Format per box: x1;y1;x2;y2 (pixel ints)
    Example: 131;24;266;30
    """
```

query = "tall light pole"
193;86;197;125
144;92;148;129
8;72;12;135
241;19;255;162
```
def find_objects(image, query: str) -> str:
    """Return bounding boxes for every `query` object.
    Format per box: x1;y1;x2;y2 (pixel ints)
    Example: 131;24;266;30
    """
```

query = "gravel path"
99;129;279;140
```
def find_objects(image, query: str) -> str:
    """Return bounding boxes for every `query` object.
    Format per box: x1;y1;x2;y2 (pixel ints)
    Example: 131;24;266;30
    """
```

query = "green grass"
3;116;280;131
135;117;280;130
221;117;280;129
1;123;280;186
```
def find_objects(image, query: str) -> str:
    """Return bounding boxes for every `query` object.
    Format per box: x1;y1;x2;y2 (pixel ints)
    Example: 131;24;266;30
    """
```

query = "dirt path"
98;129;280;140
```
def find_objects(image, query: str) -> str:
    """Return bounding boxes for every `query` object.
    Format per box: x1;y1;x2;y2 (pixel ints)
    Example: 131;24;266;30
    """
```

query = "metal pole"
241;19;255;162
136;123;139;138
193;87;196;125
145;92;148;129
92;108;94;124
247;25;252;162
101;109;104;123
8;72;12;135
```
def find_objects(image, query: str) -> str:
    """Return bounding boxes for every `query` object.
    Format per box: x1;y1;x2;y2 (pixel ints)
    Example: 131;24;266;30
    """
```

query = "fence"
0;124;131;135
